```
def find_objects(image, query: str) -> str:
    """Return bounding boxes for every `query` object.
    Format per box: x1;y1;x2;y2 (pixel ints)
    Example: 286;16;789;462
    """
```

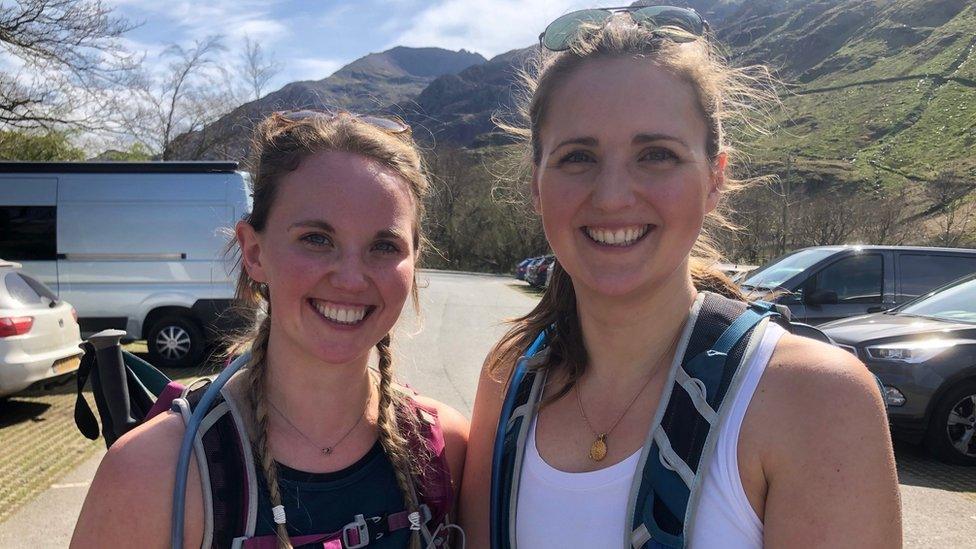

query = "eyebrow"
633;133;690;148
290;219;409;241
553;133;690;151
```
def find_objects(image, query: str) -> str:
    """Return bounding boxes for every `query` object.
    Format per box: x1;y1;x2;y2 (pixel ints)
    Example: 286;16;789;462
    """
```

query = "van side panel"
56;173;241;337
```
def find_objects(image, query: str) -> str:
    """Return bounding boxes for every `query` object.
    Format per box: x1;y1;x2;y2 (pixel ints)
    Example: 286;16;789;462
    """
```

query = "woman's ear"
236;221;268;284
705;152;728;213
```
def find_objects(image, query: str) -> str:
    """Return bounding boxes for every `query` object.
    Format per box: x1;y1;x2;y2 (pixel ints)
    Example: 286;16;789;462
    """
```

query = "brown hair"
490;16;778;401
230;112;429;549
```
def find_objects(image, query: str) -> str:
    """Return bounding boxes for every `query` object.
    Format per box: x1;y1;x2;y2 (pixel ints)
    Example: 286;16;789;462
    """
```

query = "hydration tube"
171;353;250;549
489;330;547;549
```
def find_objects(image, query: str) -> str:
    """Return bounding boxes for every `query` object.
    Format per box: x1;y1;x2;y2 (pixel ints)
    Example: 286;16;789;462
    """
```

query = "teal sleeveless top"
254;441;410;547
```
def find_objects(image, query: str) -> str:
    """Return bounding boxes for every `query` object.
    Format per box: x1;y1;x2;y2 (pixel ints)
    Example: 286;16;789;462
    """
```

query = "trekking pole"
171;352;250;549
88;329;138;445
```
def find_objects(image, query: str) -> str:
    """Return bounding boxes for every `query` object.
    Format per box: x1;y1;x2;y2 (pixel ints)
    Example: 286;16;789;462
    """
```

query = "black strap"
74;342;100;440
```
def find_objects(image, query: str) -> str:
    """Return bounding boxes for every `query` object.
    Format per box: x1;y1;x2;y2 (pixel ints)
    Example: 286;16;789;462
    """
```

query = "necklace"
268;384;373;456
576;334;680;462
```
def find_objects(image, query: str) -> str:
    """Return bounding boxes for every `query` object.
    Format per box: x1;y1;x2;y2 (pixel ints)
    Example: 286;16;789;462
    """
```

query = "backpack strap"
491;330;550;549
630;294;780;548
400;395;455;544
173;375;255;548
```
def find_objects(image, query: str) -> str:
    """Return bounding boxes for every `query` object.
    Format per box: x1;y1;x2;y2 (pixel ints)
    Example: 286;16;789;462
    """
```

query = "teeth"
312;301;368;325
585;225;649;246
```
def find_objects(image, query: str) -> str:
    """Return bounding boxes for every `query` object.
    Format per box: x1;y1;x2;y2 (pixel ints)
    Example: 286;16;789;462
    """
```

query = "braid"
375;334;424;549
245;314;292;549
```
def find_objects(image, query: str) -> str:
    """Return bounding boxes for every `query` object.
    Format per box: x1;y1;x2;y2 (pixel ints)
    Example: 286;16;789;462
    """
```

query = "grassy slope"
748;1;975;186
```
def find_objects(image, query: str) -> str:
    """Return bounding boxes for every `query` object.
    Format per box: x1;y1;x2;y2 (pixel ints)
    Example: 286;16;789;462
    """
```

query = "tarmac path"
0;271;972;547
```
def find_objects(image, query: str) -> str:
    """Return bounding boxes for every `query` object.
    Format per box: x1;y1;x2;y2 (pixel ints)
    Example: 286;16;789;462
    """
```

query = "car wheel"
147;314;206;368
925;380;976;466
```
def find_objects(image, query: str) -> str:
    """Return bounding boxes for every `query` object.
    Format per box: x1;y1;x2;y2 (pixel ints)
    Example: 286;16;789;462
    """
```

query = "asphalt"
0;271;972;547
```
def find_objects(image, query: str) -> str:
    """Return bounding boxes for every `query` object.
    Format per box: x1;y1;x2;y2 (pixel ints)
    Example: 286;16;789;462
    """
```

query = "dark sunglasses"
539;5;709;51
273;109;410;134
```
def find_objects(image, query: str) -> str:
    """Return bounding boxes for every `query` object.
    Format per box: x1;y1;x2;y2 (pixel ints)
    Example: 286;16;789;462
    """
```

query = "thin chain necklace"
268;383;373;456
576;333;680;462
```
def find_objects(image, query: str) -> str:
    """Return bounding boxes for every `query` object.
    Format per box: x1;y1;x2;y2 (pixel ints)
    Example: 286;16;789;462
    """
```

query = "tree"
0;129;85;160
925;170;976;247
0;0;135;129
240;36;279;101
114;36;238;159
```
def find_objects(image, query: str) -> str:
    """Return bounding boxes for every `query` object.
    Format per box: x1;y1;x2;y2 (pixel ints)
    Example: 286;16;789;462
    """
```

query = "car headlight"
865;339;974;364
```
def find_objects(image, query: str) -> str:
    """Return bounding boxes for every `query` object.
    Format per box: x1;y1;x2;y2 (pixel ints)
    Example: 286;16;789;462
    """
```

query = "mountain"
168;47;485;160
172;0;975;190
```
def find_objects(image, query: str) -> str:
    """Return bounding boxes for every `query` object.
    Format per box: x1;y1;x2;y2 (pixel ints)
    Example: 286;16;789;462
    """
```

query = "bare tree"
115;36;238;159
0;0;136;129
240;36;279;101
926;170;976;246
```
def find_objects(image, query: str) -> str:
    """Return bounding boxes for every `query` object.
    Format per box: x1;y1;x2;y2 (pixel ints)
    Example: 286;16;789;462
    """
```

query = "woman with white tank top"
459;5;901;548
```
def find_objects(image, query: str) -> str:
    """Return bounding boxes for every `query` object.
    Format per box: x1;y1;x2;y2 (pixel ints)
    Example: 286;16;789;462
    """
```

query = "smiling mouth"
309;299;375;326
582;225;652;247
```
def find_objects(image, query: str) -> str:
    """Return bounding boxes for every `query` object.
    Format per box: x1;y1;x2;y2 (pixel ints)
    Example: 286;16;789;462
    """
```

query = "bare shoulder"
748;333;901;546
71;411;203;548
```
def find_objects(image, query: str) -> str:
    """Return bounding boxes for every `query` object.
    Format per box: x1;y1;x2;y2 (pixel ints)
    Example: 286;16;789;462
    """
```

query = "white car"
0;260;83;398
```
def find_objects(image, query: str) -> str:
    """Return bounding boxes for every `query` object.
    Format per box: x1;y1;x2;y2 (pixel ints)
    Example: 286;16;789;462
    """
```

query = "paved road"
0;271;973;547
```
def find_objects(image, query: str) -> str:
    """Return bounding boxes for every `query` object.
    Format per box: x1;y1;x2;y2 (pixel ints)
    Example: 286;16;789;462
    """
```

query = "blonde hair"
231;113;429;549
491;16;779;400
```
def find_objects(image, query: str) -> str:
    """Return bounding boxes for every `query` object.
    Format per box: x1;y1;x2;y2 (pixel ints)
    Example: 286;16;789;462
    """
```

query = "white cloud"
387;0;593;57
290;57;344;80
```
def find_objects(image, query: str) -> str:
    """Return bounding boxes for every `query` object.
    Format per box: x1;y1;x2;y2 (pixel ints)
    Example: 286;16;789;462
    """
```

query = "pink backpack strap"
401;397;454;524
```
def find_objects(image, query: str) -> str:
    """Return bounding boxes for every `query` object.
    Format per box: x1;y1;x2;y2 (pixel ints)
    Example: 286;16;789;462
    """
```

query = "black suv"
822;274;976;465
741;246;976;325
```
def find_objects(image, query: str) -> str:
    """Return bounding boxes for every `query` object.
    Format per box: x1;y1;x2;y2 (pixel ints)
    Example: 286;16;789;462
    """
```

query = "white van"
0;162;250;367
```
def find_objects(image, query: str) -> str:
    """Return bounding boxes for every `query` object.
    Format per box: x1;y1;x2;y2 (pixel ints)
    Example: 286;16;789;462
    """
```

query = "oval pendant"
589;437;608;461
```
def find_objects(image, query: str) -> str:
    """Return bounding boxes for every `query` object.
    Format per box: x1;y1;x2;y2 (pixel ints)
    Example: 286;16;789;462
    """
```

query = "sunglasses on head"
539;5;709;51
273;109;411;134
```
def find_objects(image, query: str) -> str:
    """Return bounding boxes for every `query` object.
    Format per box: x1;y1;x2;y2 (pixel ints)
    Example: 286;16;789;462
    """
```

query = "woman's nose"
329;253;369;293
590;162;637;212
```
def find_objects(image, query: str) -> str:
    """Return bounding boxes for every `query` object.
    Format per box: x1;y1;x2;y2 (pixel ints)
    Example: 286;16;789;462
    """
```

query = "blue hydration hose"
489;330;547;549
171;353;250;549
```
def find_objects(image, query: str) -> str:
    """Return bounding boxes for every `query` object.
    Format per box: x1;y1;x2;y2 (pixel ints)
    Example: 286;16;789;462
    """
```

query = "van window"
0;206;57;260
899;254;976;299
807;253;884;304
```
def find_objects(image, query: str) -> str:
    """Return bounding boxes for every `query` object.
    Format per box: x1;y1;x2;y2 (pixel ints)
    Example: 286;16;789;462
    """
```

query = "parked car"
527;256;555;288
0;260;83;398
716;262;757;283
822;274;976;465
515;257;537;281
0;162;250;367
740;245;976;325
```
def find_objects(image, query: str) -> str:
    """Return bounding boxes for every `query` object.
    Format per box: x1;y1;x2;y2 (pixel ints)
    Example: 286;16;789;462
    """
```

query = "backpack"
490;292;834;549
74;329;455;548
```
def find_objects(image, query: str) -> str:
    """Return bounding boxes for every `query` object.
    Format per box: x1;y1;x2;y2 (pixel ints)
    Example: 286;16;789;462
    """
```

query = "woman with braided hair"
72;111;468;548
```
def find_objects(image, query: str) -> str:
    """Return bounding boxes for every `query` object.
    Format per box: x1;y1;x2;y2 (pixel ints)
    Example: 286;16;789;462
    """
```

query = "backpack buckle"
342;514;370;549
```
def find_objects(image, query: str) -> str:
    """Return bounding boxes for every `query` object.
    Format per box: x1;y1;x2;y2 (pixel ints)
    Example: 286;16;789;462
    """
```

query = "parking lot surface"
0;271;973;547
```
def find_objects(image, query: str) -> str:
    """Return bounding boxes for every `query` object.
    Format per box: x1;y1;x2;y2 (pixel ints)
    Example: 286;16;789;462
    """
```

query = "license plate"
53;355;81;375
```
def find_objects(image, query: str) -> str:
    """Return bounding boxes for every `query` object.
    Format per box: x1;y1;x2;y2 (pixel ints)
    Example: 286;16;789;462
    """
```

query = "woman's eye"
301;233;332;247
559;150;595;164
640;148;678;162
372;241;401;254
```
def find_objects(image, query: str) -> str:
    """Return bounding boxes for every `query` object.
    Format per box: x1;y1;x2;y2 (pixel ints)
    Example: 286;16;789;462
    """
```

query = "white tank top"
515;322;785;548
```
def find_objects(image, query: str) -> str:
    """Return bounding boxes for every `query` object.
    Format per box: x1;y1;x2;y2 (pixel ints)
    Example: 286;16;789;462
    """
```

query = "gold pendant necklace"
576;332;681;462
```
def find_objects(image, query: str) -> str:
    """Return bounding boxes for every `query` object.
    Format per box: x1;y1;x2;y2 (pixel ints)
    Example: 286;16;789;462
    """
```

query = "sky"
107;0;596;91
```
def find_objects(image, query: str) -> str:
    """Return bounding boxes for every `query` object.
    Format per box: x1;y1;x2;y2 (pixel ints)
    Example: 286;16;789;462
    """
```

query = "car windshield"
742;248;838;289
898;277;976;324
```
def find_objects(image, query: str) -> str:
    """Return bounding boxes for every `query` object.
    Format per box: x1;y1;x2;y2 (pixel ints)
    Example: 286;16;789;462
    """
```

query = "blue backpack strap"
632;295;780;548
491;330;548;549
